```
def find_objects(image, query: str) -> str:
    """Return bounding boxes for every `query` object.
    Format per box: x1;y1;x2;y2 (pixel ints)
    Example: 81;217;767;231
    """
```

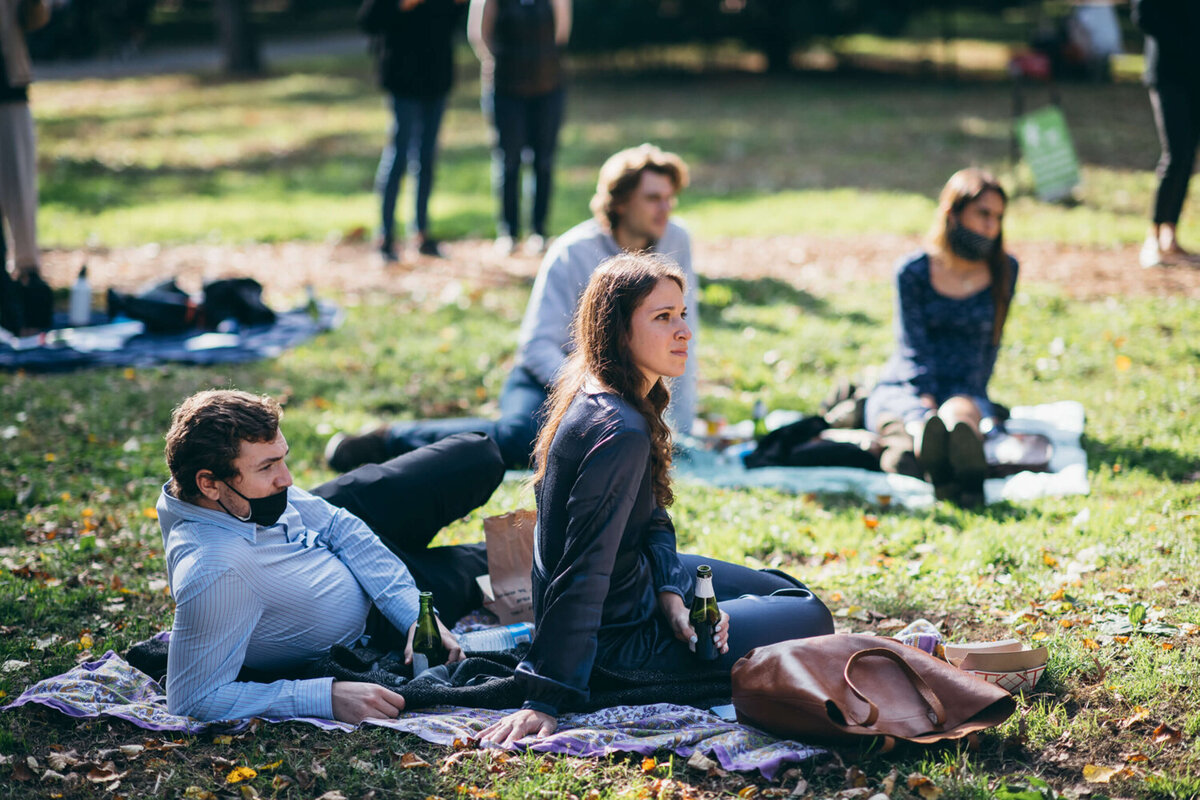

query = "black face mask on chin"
218;480;289;527
947;222;999;262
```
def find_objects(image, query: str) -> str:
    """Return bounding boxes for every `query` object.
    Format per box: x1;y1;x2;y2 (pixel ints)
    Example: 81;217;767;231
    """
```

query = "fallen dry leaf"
225;765;257;783
1118;707;1151;729
182;787;216;800
348;756;375;773
86;766;127;783
46;750;81;771
907;773;942;800
641;757;658;774
846;766;868;788
1152;723;1183;745
399;752;430;769
315;792;347;800
1082;764;1133;783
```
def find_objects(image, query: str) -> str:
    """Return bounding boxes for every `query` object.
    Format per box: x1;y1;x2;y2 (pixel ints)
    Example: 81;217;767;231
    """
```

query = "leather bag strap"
841;647;948;730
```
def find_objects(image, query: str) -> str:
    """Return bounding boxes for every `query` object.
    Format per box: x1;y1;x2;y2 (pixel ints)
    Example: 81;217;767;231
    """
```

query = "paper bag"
479;510;536;624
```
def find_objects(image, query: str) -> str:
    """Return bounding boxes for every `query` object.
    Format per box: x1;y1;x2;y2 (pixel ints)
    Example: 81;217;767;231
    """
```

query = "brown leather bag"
731;635;1016;745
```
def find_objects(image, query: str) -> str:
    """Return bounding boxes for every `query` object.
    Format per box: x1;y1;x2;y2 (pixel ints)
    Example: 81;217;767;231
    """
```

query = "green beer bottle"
411;591;447;675
689;565;720;661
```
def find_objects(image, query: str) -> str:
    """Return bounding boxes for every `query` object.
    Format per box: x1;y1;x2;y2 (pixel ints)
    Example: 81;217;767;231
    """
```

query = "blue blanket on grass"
0;303;341;372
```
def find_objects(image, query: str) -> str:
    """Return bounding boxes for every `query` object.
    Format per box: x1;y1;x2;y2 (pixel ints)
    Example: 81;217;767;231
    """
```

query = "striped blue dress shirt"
156;483;422;721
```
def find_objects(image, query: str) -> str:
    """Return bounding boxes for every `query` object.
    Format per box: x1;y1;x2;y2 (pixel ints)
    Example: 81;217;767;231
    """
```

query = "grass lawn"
3;38;1200;800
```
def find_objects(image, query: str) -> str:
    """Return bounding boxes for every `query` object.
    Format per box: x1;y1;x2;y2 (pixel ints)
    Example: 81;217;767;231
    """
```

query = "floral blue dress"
865;251;1019;431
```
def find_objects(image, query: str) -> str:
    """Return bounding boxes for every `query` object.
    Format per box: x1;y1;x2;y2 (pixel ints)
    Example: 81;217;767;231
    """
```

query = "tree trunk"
215;0;263;75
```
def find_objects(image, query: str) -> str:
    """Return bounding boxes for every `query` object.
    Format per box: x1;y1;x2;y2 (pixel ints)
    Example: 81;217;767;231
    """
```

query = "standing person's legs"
376;94;420;256
0;102;49;331
412;95;448;240
0;103;39;272
490;91;528;240
527;87;564;238
1148;83;1199;253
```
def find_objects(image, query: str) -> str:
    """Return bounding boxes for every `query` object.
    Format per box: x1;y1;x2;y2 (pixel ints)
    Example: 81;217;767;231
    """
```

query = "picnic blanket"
0;303;342;372
668;401;1088;509
2;650;823;779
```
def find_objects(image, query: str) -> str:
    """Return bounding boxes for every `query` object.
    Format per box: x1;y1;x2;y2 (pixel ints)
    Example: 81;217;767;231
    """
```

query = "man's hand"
331;681;405;724
404;617;464;665
658;591;729;655
400;0;424;10
479;709;557;747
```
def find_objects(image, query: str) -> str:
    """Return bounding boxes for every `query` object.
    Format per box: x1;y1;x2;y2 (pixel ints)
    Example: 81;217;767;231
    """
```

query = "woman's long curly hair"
531;252;686;508
927;167;1013;347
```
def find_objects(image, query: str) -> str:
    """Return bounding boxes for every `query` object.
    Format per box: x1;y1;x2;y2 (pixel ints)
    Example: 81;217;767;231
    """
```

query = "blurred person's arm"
19;0;50;32
468;0;496;64
551;0;571;46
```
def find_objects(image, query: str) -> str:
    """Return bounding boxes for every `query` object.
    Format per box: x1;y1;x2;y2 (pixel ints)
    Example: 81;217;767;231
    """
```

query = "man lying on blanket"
156;389;505;723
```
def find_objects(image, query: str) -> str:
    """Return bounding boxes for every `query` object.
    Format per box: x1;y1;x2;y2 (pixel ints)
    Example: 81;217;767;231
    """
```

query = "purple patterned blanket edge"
1;650;823;779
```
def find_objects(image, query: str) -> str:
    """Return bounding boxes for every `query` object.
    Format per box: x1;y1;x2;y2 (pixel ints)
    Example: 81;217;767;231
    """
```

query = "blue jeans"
386;366;548;469
376;94;448;245
486;87;565;238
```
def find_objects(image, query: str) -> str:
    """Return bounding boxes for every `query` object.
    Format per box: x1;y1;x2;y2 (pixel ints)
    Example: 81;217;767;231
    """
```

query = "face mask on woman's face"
947;222;998;262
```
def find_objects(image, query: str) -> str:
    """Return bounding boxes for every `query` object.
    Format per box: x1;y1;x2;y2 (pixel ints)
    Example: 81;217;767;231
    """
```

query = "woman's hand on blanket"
479;709;557;747
659;592;731;656
404;616;465;665
331;681;406;724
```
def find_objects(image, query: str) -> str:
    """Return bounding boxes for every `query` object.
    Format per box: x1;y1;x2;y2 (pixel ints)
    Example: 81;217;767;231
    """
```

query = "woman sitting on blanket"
480;253;833;746
864;168;1019;507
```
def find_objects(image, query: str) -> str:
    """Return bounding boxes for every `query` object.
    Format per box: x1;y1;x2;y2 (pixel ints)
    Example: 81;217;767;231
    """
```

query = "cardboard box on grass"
945;639;1048;694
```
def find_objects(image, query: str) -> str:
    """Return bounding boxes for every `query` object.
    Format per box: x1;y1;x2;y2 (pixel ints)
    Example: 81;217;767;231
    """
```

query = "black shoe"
917;416;955;501
379;239;400;263
948;422;987;508
416;237;444;258
20;271;53;332
324;427;390;472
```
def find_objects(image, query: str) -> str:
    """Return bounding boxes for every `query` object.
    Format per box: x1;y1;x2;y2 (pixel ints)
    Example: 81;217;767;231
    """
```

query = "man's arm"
166;569;336;721
516;247;585;387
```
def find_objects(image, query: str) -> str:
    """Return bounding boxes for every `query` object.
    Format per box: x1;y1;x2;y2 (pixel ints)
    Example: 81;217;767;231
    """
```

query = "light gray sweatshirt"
516;218;698;434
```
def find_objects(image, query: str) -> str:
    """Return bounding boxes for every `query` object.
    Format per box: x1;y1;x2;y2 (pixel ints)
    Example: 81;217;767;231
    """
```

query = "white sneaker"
1139;236;1163;269
525;234;548;255
494;235;517;256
